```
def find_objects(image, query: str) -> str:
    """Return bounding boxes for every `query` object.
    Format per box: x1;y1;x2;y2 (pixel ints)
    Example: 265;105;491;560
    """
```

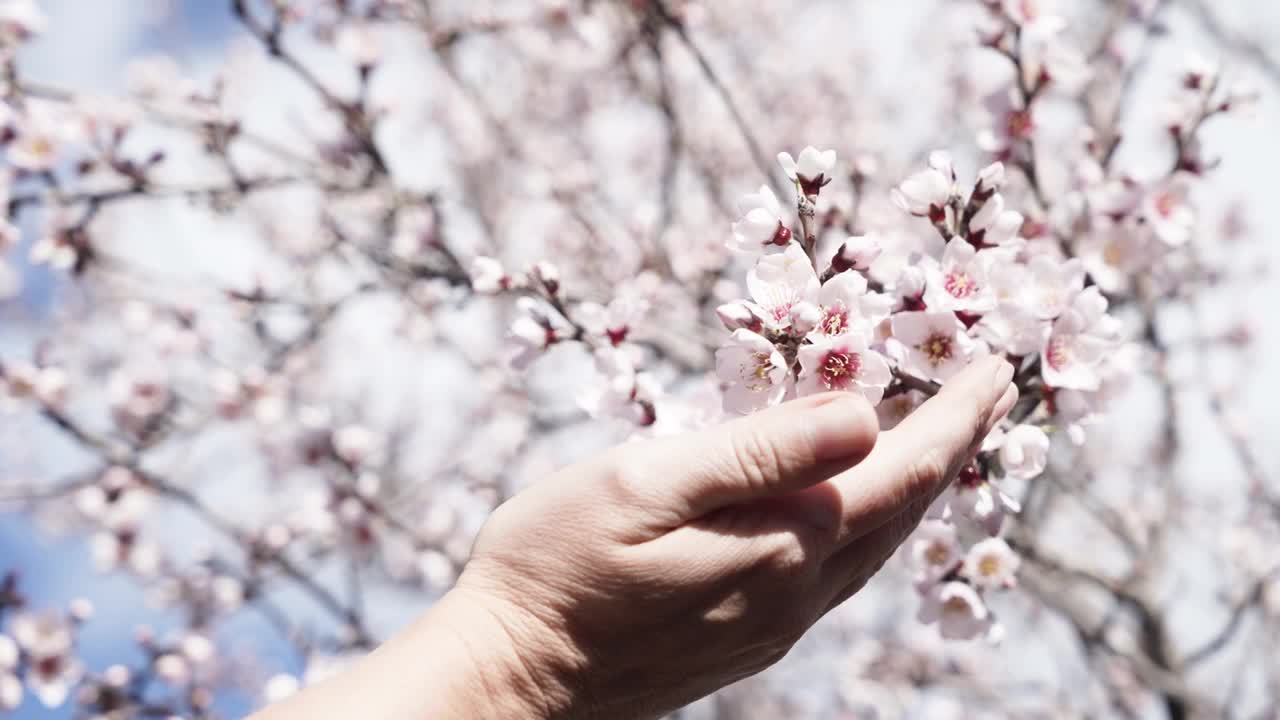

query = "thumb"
645;392;879;520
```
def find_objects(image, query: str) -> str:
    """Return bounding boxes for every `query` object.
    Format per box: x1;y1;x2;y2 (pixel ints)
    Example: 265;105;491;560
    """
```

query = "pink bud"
977;161;1006;191
896;265;926;299
837;234;883;271
789;302;823;335
531;261;560;294
715;302;764;333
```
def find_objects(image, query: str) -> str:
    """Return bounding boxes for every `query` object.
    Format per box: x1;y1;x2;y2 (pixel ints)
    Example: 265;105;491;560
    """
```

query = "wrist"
405;585;583;719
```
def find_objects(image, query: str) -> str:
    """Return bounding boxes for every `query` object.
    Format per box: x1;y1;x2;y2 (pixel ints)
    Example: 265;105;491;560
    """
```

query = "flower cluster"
715;144;1103;637
0;583;90;711
0;0;1273;715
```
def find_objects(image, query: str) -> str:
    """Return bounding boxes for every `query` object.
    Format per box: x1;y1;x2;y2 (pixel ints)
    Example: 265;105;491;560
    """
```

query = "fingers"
824;356;1015;549
634;392;879;522
817;366;1018;611
817;488;947;615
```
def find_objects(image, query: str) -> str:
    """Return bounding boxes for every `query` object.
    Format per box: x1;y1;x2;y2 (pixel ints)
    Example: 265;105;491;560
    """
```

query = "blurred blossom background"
2;0;1280;718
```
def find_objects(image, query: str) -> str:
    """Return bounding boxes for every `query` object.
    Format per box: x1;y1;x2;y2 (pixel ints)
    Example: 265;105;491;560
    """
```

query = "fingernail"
810;394;877;463
992;358;1014;396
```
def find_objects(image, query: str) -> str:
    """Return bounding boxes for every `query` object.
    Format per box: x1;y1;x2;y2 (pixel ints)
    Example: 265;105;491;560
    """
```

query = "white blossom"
715;329;788;414
961;538;1021;589
998;424;1051;480
917;582;992;640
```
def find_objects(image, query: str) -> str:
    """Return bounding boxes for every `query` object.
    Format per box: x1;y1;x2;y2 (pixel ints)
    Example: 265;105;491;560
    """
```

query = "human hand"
439;356;1016;719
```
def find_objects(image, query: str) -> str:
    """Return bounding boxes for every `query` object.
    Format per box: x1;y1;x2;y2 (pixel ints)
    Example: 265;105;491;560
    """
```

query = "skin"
252;356;1016;720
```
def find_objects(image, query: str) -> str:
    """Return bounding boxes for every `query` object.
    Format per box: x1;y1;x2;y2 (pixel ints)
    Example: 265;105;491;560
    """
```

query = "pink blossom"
890;311;974;382
335;23;382;68
796;333;892;405
1041;288;1118;391
917;582;992;640
9;612;81;708
948;479;1022;536
507;297;571;371
579;346;660;425
891;156;953;218
777;147;837;196
961;538;1021;589
745;243;820;332
909;520;961;585
715;329;788;414
728;185;790;253
832;234;883;272
809;270;888;340
6;104;69;172
1141;177;1195;247
1;362;69;408
714;301;765;333
998;424;1051;480
0;0;45;44
923;239;996;313
575;296;647;347
469;256;510;293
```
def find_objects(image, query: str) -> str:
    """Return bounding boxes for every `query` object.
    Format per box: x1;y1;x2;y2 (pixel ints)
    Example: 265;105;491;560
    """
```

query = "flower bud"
789;301;823;335
836;234;883;272
154;653;190;686
715;301;763;333
986;210;1025;247
469;256;506;294
999;424;1050;480
969;192;1005;232
895;265;926;299
928;150;955;181
976;162;1005;192
531;261;560;295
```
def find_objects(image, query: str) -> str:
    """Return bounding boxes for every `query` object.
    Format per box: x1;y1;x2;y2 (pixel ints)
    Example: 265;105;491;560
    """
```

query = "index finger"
824;356;1015;549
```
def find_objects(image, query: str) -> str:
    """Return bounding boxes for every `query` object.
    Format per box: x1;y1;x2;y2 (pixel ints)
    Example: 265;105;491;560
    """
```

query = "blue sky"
3;4;263;718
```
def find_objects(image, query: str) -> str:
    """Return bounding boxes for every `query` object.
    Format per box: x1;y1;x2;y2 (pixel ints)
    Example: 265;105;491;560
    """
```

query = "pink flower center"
748;351;775;389
35;654;64;679
821;306;849;335
943;271;977;299
1006;109;1034;139
798;174;828;197
1045;335;1072;371
819;350;861;389
1153;192;1177;218
925;543;951;566
606;326;629;346
917;332;954;365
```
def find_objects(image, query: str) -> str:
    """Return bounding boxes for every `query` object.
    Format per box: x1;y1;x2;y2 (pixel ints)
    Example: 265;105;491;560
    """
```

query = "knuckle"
601;453;648;504
730;427;786;493
596;447;669;512
905;445;949;496
759;532;815;581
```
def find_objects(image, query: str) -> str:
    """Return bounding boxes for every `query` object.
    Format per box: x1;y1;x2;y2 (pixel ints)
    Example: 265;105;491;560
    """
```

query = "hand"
251;357;1014;720
453;356;1015;718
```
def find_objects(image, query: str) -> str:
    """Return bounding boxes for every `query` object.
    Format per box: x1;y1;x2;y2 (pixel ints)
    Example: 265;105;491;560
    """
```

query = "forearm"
250;589;557;720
